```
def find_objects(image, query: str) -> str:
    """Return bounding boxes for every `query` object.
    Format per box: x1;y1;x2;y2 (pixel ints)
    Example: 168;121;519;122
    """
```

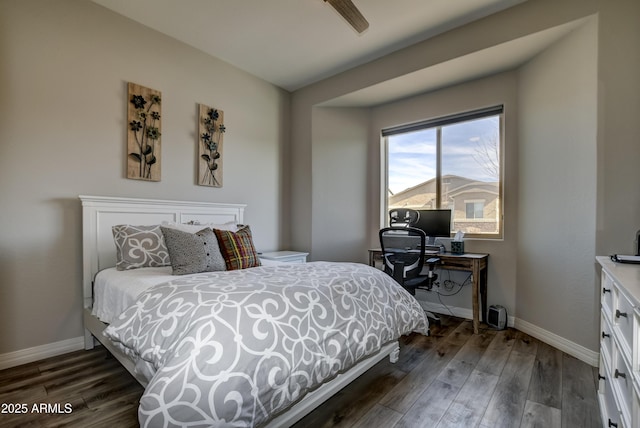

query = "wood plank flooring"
0;315;601;428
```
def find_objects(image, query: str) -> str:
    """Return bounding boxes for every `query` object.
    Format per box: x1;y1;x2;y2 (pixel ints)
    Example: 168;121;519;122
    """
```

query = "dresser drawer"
601;311;614;362
613;286;635;356
602;270;615;322
632;386;640;428
635;307;640;380
612;339;633;424
601;373;625;428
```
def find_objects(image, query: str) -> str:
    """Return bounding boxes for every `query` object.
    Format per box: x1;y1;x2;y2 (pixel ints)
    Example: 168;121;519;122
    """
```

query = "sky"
387;116;500;194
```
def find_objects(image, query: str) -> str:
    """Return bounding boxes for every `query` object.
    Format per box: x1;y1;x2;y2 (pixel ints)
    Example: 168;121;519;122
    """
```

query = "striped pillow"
213;226;261;270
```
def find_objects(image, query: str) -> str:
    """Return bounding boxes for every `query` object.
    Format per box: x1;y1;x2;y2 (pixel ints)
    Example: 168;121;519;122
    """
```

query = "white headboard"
79;195;246;309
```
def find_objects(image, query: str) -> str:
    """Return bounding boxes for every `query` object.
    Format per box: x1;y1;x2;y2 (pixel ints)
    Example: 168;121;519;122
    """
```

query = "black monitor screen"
413;209;452;238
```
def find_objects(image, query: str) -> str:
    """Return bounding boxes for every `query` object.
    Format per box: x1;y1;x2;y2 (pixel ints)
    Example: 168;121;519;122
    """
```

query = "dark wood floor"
0;315;601;428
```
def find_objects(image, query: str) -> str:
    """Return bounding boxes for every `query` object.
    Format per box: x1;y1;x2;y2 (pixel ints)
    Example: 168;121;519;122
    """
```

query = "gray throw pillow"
112;224;170;270
160;226;226;275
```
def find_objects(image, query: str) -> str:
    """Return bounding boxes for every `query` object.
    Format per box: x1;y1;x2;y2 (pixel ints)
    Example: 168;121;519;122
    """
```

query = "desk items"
451;230;465;254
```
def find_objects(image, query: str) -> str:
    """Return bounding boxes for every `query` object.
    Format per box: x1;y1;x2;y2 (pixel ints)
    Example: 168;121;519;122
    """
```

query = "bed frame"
79;195;400;427
80;195;247;384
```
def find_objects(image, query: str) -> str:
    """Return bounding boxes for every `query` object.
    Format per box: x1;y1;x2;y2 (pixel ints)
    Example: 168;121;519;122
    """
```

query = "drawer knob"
601;331;610;339
598;373;606;380
608;419;618;427
615;309;628;318
614;369;626;379
603;287;611;294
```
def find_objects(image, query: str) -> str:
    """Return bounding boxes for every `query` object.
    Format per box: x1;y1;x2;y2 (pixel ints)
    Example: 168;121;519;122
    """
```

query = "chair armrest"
392;261;405;285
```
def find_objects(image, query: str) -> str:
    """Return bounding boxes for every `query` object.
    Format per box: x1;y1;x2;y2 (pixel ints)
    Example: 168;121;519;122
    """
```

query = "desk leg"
480;265;488;324
472;261;480;334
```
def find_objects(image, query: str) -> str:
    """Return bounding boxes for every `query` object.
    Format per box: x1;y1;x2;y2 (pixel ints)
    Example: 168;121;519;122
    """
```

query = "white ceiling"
92;0;530;92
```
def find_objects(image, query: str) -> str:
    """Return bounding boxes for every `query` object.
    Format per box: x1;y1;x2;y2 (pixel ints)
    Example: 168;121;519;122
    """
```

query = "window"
383;106;503;238
465;201;485;219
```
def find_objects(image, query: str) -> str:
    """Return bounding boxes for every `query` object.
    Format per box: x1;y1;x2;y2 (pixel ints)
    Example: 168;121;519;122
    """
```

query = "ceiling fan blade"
325;0;369;33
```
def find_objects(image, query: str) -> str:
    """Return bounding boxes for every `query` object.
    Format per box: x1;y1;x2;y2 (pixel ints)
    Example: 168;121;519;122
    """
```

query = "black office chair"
379;226;440;322
389;208;419;228
379;226;440;295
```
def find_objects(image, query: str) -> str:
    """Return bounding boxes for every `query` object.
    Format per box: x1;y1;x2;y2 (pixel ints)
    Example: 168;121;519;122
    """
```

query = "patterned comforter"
104;262;429;427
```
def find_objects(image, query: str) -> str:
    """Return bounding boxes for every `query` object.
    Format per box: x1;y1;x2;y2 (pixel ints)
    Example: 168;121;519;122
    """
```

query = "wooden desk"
368;249;489;334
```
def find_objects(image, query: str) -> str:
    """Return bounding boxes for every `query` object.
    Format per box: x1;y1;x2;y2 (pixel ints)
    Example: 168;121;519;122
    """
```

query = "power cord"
426;270;472;316
436;271;472;296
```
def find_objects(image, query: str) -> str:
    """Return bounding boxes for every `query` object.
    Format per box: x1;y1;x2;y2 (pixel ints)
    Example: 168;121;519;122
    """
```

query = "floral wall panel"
198;104;225;187
127;82;161;181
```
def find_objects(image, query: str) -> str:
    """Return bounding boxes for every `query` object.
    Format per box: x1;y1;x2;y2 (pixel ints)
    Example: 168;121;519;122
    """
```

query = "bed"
80;195;429;427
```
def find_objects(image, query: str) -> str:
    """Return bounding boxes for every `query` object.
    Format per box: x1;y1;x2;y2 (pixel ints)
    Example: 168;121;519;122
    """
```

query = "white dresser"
597;256;640;427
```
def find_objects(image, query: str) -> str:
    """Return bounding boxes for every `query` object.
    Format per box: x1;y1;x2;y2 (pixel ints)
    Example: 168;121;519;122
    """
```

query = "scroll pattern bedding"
104;261;429;427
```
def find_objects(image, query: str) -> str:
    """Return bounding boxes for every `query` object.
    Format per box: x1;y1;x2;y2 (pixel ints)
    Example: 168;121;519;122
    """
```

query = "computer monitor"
413;209;452;244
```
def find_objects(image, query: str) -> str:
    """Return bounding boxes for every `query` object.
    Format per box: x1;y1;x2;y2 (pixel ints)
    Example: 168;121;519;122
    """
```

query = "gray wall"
290;0;640;355
517;19;598;350
0;0;289;355
311;107;371;262
596;0;640;255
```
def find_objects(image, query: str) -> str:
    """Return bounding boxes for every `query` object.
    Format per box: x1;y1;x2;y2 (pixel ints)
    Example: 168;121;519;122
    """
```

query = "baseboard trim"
418;300;598;367
514;318;599;367
0;336;85;370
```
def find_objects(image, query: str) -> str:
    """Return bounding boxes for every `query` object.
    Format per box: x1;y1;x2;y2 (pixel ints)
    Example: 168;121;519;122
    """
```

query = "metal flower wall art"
127;83;161;181
198;104;225;187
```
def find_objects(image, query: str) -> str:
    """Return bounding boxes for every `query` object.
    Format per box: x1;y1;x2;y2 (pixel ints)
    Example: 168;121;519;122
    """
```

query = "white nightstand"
260;251;308;263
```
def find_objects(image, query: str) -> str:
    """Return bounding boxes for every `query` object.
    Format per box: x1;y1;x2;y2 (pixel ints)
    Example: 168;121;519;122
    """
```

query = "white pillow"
160;220;239;233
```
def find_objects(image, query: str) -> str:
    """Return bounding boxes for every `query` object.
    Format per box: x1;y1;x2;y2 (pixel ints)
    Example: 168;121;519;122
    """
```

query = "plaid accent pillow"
213;226;261;270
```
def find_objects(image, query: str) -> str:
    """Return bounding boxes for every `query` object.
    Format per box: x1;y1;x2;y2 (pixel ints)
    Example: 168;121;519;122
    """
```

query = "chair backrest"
389;208;419;227
379;226;426;281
